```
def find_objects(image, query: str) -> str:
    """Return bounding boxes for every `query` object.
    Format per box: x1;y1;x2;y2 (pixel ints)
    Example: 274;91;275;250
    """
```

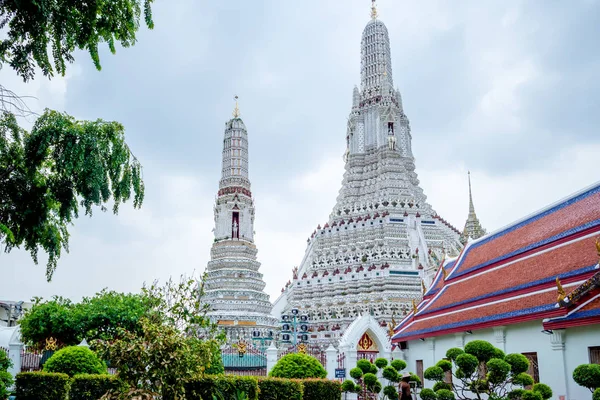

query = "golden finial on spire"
371;0;378;19
556;277;566;303
232;95;240;118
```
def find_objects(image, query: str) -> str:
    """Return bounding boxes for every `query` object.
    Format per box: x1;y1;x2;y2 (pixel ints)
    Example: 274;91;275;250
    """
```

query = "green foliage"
15;371;70;400
382;366;399;382
573;364;600;391
436;389;456;400
420;388;438;400
43;346;106;377
70;374;125;400
0;371;13;400
383;384;398;399
469;379;489;393
424;366;445;382
363;372;378;387
373;380;382;393
0;110;145;281
205;347;225;375
391;359;407;371
257;378;302;400
185;375;259;400
409;373;422;387
436;360;452;372
504;353;530;375
508;389;526;400
341;379;356;392
446;348;464;361
493;348;506;360
532;383;553;400
464;340;499;363
350;367;363;380
0;0;154;81
594;388;600;400
357;359;374;374
455;353;479;376
521;390;543;400
486;358;511;385
433;382;452;392
512;373;534;387
0;351;11;371
269;353;326;379
375;358;388;369
301;379;341;400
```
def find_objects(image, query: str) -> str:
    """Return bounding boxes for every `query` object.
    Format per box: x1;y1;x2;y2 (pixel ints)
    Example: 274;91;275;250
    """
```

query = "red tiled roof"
393;183;600;343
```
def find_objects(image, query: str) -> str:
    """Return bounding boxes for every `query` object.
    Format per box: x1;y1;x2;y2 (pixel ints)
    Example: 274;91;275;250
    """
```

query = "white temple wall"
402;321;600;400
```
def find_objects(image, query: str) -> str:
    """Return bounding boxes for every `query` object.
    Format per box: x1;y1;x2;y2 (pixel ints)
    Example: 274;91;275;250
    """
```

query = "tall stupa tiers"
273;2;463;345
460;172;486;244
204;97;278;340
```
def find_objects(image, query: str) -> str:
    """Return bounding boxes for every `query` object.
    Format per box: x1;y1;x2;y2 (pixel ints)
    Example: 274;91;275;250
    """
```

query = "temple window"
589;347;600;364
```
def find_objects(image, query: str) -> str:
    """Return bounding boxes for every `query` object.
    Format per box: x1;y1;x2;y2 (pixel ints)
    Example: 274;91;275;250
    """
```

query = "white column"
266;343;278;375
454;332;465;348
8;342;22;381
493;326;506;353
425;337;436;367
550;329;569;400
326;345;338;380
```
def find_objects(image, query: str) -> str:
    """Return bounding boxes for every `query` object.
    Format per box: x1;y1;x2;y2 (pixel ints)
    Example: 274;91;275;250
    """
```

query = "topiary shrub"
505;353;530;375
508;388;526;400
363;372;378;387
445;348;464;361
436;360;452;372
357;359;374;374
43;346;106;377
532;383;553;400
257;377;302;400
375;358;388;369
383;384;398;399
383;366;399;382
269;353;326;379
512;373;534;387
594;388;600;400
521;390;543;400
436;388;455;400
433;381;452;392
391;359;407;371
185;375;259;400
424;366;444;381
350;367;363;380
573;364;600;392
420;388;437;400
409;372;422;388
16;371;70;400
486;358;511;384
341;379;357;393
70;374;125;400
464;340;498;363
302;378;341;400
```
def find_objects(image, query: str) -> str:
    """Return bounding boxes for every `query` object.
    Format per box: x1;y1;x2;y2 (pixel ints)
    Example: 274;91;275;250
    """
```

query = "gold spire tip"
232;95;240;118
371;0;378;19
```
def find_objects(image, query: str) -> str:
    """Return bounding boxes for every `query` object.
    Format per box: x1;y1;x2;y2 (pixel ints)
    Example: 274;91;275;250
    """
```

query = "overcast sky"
2;0;600;304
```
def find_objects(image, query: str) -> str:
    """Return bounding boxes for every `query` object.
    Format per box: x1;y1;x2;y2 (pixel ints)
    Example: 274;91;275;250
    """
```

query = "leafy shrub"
433;382;452;392
409;373;422;387
594;388;600;400
573;364;600;391
16;371;70;400
508;389;526;400
0;371;13;400
445;348;464;361
357;359;374;374
424;366;444;381
257;377;303;400
505;354;530;375
455;353;478;376
70;374;124;400
373;380;382;393
532;383;552;400
302;379;341;400
436;388;455;400
420;388;437;400
436;360;452;372
512;373;534;387
375;358;389;369
185;375;259;400
350;367;363;380
391;359;407;371
465;340;498;363
486;358;511;384
363;372;378;387
205;346;225;375
269;353;326;379
43;346;106;377
521;390;543;400
0;351;11;371
383;384;398;399
383;366;399;382
341;379;356;392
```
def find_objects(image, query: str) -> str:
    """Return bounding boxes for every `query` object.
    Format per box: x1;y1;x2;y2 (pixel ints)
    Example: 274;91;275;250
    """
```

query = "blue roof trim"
452;218;600;279
422;264;598;315
449;184;600;279
393;303;556;340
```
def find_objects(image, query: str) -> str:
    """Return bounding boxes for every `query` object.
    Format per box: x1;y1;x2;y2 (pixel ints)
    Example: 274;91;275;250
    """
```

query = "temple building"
459;172;486;244
393;182;600;400
204;99;278;340
272;2;463;347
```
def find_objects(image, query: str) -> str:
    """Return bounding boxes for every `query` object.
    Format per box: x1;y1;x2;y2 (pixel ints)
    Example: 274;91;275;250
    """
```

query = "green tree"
0;350;13;400
422;341;550;400
269;353;327;380
0;110;145;281
572;364;600;393
0;0;154;82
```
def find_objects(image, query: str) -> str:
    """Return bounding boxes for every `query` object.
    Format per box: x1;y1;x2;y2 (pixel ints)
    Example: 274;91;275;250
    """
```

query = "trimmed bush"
436;388;455;400
505;353;530;375
363;372;378;387
593;388;600;400
382;366;399;382
357;359;374;374
436;360;452;372
464;340;498;363
532;383;553;400
185;375;259;400
409;372;422;387
383;384;398;399
420;388;437;400
391;359;407;371
513;373;534;387
573;364;600;391
508;389;526;400
424;366;444;381
70;374;124;400
257;377;303;400
16;371;70;400
445;348;464;361
269;353;326;379
521;390;543;400
341;379;356;392
375;358;388;369
43;346;106;377
350;367;363;380
487;358;511;384
433;381;452;392
302;379;341;400
455;353;479;376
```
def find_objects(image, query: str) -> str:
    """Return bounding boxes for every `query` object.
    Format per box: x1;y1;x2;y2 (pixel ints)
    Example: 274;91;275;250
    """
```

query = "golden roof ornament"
595;237;600;261
371;0;378;19
232;95;240;118
421;279;427;295
556;277;566;303
442;266;448;281
412;299;418;314
45;337;58;351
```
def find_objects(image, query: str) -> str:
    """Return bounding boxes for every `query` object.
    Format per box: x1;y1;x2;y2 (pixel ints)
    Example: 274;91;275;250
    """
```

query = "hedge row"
15;372;341;400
